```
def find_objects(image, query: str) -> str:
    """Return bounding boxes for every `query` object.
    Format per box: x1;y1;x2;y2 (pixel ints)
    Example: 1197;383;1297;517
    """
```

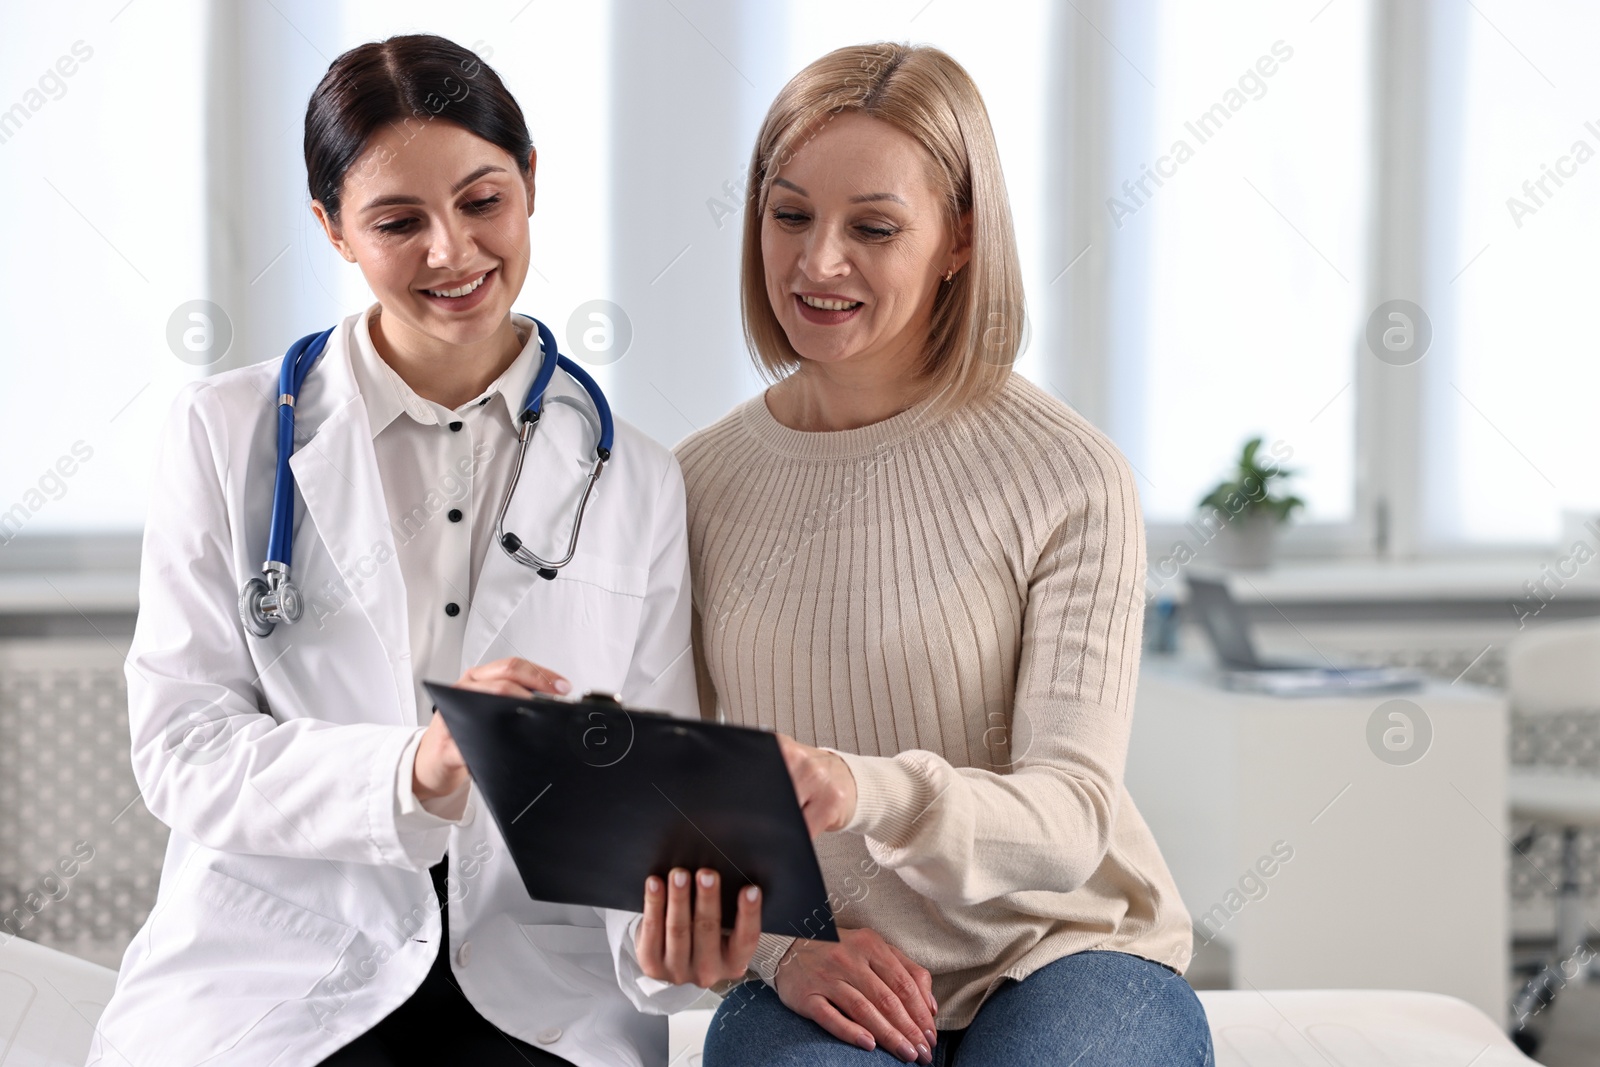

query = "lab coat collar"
348;304;548;439
278;312;410;722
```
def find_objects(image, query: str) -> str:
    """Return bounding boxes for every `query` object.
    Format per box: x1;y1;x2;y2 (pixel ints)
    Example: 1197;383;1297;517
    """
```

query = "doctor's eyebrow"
359;165;509;212
770;178;906;206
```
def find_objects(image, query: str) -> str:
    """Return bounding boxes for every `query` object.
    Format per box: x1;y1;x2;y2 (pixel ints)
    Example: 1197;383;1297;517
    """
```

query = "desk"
1126;657;1509;1018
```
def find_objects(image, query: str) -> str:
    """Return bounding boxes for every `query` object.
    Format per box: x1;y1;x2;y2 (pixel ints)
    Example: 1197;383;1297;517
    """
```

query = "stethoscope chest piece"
239;563;302;637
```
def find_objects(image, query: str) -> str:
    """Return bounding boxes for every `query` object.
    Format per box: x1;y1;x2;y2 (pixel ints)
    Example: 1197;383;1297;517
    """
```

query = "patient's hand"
773;927;936;1064
776;734;858;838
635;867;762;987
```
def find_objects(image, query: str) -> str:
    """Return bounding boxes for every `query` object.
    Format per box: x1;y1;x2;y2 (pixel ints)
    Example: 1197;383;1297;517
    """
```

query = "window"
1104;0;1373;530
5;0;1582;562
0;3;206;541
1428;0;1600;546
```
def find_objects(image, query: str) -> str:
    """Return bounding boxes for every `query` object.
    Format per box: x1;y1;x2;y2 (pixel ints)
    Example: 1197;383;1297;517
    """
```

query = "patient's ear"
947;209;974;274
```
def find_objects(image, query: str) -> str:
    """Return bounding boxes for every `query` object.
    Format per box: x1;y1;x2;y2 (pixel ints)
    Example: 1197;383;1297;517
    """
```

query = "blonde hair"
741;43;1025;412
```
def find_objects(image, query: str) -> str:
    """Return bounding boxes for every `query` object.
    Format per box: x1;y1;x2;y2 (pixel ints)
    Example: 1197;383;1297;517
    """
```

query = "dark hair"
304;34;533;223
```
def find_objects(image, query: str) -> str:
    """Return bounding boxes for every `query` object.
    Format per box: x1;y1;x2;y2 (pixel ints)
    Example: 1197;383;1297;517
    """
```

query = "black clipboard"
423;681;838;941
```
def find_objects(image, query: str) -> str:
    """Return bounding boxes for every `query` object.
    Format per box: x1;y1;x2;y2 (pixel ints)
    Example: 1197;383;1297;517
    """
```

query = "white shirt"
347;304;542;829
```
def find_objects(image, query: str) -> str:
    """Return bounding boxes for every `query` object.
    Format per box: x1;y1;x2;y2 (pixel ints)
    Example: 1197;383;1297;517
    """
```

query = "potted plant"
1197;436;1304;569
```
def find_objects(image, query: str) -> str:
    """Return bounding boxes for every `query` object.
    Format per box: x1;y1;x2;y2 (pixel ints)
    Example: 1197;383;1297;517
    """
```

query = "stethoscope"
239;316;613;638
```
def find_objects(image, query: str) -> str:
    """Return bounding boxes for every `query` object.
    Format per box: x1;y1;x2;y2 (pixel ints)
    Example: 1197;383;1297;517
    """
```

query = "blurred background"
6;0;1600;1062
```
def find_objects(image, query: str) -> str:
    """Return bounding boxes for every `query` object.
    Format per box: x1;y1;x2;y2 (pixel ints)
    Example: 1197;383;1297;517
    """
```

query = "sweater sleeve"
829;438;1146;907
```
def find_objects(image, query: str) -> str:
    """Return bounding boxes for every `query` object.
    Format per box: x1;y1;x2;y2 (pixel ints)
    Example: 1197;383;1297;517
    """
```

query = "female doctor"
88;34;759;1067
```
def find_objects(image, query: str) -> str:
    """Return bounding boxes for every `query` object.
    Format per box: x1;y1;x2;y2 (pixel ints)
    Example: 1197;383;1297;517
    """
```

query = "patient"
672;43;1214;1066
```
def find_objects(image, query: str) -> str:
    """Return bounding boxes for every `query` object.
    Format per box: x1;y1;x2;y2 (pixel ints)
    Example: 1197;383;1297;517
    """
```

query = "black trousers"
318;857;574;1066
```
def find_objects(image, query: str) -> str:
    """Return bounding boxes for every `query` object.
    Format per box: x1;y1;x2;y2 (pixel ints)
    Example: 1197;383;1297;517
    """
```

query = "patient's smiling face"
311;120;536;351
761;112;970;376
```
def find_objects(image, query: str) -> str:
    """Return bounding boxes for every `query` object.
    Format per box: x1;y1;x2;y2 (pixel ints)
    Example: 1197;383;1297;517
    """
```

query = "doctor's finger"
636;876;667;978
691;869;726;985
662;868;693;981
724;884;762;974
493;657;571;695
452;667;535;697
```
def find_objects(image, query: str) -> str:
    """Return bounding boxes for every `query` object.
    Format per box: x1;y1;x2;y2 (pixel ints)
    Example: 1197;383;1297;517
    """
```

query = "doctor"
88;34;757;1067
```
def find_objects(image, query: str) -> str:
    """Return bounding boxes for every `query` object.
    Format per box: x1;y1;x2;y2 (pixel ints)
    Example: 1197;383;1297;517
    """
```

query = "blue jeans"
702;951;1214;1066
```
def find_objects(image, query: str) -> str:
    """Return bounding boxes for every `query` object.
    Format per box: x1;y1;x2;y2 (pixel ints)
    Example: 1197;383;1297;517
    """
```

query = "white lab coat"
88;313;704;1067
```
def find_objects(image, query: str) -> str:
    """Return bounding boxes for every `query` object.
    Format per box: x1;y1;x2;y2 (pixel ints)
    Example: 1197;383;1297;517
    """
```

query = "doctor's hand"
413;657;571;803
777;735;858;838
635;867;762;987
773;928;937;1064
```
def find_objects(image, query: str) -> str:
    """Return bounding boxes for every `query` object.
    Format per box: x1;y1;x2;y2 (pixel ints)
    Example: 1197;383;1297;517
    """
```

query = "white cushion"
1201;989;1533;1065
1507;618;1600;714
0;942;1536;1067
671;1007;716;1066
0;936;119;1066
1508;766;1600;826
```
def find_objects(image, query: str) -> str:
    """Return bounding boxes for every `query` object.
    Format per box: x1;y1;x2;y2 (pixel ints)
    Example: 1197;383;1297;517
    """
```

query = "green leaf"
1196;436;1304;525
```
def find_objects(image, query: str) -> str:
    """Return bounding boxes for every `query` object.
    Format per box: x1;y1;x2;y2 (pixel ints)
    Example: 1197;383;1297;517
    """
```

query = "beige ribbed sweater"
675;373;1193;1029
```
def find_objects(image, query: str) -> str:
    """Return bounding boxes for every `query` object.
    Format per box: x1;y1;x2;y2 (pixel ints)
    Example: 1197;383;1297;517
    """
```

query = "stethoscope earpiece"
501;532;557;579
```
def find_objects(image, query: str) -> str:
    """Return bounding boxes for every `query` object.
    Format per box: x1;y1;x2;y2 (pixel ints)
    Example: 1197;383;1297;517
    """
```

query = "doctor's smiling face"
310;120;536;352
761;112;971;377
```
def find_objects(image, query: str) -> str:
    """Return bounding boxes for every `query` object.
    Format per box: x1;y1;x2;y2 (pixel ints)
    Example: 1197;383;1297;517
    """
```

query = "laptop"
1184;574;1424;696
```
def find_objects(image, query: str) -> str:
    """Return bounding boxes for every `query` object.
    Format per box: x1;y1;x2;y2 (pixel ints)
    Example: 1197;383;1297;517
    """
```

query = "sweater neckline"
739;387;948;461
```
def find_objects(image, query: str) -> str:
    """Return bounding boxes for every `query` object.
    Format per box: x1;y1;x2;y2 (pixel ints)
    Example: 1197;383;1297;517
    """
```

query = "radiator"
0;638;167;970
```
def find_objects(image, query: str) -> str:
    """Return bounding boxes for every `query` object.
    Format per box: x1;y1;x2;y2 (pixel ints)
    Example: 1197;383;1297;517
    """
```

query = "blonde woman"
673;44;1213;1066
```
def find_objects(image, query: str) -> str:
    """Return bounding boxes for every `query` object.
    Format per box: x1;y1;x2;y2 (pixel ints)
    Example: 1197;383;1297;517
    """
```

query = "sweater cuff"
829;749;937;846
748;932;796;985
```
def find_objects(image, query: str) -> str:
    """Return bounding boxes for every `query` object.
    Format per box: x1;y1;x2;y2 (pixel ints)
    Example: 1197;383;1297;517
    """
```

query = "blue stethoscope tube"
238;316;613;638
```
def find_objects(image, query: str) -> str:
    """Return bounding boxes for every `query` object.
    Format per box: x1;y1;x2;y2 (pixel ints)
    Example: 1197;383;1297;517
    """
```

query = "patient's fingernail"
917;1043;931;1063
646;877;661;895
924;1029;936;1046
699;871;715;888
555;679;571;693
745;886;760;902
854;1034;876;1052
672;869;688;888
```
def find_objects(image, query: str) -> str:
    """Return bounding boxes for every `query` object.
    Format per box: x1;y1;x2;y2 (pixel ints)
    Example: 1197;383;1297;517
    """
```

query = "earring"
943;268;955;283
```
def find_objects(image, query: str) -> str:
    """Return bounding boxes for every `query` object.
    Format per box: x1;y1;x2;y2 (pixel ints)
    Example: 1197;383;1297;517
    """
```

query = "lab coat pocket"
530;555;648;687
146;865;358;1052
517;922;617;992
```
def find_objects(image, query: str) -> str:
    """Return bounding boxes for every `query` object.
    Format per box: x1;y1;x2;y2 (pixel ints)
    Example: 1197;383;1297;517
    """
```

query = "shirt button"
478;396;490;406
444;603;460;617
535;1027;562;1044
448;420;463;431
448;508;463;522
456;941;472;967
